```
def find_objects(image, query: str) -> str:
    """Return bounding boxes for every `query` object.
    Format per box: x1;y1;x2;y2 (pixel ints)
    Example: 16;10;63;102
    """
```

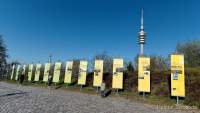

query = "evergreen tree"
0;35;7;79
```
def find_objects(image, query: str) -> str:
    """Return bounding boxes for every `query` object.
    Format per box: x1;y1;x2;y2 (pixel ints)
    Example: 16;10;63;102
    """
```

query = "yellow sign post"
52;62;62;83
10;65;15;80
112;59;124;90
15;65;21;81
22;65;26;74
64;61;73;84
171;54;185;104
34;64;41;81
138;56;150;95
78;61;88;89
28;64;33;81
43;63;51;82
93;60;103;91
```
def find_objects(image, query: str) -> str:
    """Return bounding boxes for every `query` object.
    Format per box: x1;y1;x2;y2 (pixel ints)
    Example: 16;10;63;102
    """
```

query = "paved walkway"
0;82;198;113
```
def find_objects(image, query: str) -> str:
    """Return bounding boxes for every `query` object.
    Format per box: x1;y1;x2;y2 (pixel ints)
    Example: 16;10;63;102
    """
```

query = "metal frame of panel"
34;64;42;81
112;58;124;89
15;65;21;81
10;65;15;80
171;54;185;97
64;61;73;84
43;63;51;82
78;61;88;85
93;60;103;87
52;62;62;83
138;56;150;93
28;64;33;81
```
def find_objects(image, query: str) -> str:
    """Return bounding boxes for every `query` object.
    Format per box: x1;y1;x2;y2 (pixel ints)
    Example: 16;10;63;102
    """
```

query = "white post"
80;85;83;91
96;87;99;93
143;92;145;99
176;96;179;105
116;89;119;95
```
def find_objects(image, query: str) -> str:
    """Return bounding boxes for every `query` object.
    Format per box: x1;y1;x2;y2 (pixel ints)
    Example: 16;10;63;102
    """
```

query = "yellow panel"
28;64;33;81
138;57;150;92
23;65;26;73
112;59;123;89
15;65;21;81
171;54;185;97
64;61;73;83
10;65;15;80
93;60;103;87
34;64;41;81
43;63;51;82
52;62;62;83
78;61;88;85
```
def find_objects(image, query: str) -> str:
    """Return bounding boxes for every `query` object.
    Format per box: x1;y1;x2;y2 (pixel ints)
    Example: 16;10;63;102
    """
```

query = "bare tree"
150;55;168;72
93;52;113;74
176;40;200;68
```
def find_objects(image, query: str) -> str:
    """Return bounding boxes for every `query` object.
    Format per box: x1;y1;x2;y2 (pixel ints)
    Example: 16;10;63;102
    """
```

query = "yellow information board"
10;65;15;80
15;65;21;81
28;64;33;81
93;60;103;87
22;65;26;74
64;61;73;83
52;62;62;83
138;56;150;93
78;61;88;85
171;54;185;97
112;59;124;89
43;63;51;82
34;64;41;81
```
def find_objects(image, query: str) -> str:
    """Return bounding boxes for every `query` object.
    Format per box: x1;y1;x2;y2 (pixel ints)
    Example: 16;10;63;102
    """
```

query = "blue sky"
0;0;200;64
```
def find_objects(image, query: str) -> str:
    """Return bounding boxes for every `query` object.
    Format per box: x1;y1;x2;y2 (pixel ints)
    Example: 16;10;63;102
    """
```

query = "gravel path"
0;82;198;113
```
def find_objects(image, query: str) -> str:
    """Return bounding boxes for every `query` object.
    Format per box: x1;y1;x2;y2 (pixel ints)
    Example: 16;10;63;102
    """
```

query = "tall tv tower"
138;9;146;55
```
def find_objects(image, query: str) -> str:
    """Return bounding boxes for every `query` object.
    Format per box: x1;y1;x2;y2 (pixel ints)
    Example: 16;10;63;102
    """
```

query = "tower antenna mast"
138;9;146;55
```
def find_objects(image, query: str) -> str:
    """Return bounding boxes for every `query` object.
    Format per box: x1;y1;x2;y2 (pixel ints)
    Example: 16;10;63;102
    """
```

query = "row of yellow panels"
10;59;123;89
10;54;185;97
138;55;185;97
